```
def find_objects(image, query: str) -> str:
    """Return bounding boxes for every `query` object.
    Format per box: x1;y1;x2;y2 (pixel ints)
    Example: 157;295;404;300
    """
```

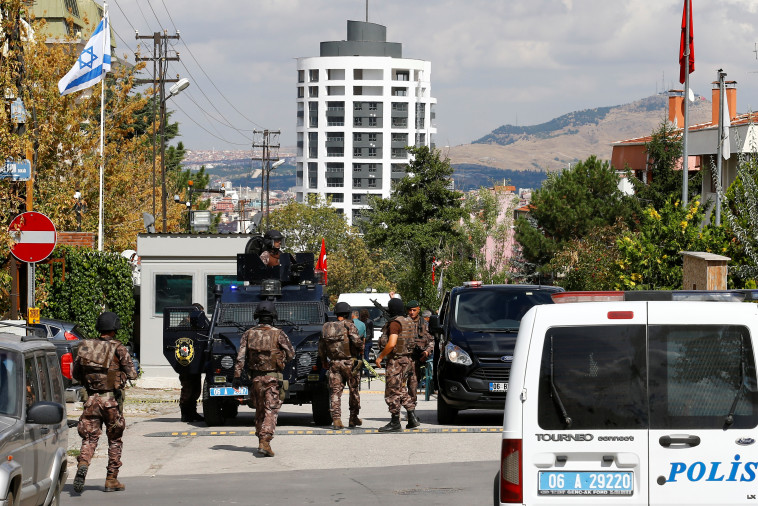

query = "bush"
37;245;134;344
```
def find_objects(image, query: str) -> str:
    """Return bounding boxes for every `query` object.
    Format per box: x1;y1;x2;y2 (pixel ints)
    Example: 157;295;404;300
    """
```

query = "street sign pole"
28;262;35;314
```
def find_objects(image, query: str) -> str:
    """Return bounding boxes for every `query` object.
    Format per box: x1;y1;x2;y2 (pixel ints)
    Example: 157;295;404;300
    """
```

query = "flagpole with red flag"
679;0;694;206
316;238;327;285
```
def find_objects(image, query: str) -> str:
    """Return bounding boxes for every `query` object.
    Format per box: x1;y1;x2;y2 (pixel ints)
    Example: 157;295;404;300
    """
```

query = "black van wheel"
202;379;226;426
437;394;458;424
222;400;239;419
312;383;332;425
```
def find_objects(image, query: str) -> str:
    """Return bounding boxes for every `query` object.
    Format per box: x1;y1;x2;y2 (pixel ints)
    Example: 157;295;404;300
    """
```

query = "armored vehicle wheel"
437;393;458;424
311;383;332;426
202;379;226;426
222;400;239;419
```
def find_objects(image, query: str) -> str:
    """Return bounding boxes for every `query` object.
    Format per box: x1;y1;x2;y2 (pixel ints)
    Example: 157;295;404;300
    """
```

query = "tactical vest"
245;326;284;372
77;339;123;391
321;321;352;360
384;316;415;358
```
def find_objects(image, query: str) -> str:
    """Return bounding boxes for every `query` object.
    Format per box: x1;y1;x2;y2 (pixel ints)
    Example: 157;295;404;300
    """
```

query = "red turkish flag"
679;0;694;84
316;238;327;285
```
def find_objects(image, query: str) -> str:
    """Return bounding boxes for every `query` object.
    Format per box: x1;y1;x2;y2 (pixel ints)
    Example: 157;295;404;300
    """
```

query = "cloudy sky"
105;0;758;151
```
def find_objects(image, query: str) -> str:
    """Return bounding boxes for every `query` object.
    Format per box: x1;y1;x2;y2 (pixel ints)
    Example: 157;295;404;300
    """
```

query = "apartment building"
294;20;437;225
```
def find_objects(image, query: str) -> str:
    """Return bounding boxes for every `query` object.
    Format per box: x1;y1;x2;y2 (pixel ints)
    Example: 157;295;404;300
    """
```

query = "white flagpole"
682;0;690;207
98;5;107;252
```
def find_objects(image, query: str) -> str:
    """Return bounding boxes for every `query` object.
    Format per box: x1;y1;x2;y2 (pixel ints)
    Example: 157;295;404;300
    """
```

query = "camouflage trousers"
327;359;360;419
77;393;126;474
252;374;282;442
178;372;202;409
384;356;415;415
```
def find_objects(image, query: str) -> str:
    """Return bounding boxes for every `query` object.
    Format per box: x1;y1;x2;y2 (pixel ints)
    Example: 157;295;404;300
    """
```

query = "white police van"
500;290;758;505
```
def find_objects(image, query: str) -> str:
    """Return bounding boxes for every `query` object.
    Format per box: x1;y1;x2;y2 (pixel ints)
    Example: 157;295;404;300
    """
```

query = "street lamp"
264;158;286;229
159;78;190;232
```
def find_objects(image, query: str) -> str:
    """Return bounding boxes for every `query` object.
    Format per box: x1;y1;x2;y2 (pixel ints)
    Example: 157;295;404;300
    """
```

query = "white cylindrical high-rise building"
294;20;437;225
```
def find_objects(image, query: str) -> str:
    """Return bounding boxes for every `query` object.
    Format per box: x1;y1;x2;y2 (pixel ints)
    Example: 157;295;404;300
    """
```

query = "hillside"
447;94;712;174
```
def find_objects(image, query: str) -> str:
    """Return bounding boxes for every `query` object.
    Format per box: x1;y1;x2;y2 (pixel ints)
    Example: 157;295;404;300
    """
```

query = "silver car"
0;332;68;506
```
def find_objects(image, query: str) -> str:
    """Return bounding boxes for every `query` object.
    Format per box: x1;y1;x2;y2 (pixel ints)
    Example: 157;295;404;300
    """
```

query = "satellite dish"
688;88;695;102
142;212;156;233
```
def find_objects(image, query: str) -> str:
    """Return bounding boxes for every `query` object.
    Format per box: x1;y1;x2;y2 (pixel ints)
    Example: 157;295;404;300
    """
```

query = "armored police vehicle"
499;290;758;506
162;237;332;426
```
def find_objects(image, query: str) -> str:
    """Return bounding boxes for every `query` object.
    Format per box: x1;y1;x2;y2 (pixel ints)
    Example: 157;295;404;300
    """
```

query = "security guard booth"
136;234;252;386
681;251;730;291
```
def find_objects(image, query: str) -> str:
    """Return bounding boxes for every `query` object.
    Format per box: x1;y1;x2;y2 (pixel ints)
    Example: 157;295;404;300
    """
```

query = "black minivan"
430;283;563;423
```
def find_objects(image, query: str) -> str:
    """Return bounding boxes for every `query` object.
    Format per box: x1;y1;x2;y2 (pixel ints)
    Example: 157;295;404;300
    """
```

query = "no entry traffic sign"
9;212;57;263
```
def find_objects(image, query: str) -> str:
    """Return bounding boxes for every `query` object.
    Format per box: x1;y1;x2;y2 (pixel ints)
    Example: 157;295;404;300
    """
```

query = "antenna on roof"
366;0;369;22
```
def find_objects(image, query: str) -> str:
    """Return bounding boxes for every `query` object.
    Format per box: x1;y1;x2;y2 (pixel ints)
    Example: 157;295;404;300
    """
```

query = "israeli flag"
58;12;111;96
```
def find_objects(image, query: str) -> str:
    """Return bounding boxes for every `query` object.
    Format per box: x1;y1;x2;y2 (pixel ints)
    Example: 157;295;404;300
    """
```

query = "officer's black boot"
180;405;190;422
406;410;421;429
378;414;402;433
73;462;88;493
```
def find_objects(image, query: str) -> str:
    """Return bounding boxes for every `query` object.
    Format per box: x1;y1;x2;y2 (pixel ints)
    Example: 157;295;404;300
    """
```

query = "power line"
172;102;253;147
180;89;253;141
175;59;256;134
159;0;262;129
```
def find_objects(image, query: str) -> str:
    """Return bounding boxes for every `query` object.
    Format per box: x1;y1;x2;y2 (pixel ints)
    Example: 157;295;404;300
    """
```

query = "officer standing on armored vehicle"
319;302;363;429
375;298;421;432
73;312;138;494
259;229;285;267
232;301;295;457
405;300;433;405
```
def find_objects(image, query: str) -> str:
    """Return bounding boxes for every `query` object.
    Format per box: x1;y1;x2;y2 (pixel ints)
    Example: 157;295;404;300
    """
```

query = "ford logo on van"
500;355;513;362
736;437;755;446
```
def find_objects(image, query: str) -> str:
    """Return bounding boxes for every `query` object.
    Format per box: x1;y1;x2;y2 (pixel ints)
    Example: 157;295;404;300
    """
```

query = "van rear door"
519;302;649;505
648;302;758;505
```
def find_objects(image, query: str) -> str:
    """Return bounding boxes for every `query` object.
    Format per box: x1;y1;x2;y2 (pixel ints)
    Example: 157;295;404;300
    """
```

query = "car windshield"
0;350;21;418
452;289;555;331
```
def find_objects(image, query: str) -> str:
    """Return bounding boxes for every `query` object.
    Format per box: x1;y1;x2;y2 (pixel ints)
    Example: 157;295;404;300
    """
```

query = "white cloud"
108;0;758;149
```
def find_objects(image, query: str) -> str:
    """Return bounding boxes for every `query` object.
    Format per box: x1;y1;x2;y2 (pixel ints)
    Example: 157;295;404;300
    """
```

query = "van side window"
648;324;758;429
538;325;648;430
35;355;52;402
24;356;38;409
45;353;64;404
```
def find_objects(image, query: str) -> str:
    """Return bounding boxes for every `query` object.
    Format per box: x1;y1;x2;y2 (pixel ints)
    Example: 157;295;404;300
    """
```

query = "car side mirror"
27;401;64;425
429;314;442;334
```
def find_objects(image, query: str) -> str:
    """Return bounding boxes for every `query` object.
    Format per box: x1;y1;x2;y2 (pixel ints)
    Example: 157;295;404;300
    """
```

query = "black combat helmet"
388;298;405;317
95;311;121;333
263;230;285;251
254;300;278;320
334;301;351;316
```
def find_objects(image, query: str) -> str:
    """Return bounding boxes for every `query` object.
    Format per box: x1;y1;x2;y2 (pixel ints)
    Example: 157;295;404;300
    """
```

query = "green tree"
629;121;701;210
267;196;395;302
514;155;637;278
616;197;723;290
361;146;465;308
548;220;627;291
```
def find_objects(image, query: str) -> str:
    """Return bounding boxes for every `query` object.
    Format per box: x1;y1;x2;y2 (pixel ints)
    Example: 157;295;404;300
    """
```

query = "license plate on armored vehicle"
209;387;248;396
489;382;508;392
538;471;633;496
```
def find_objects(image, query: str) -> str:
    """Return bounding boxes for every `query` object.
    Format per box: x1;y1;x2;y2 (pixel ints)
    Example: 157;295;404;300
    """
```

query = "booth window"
206;275;239;313
155;274;193;315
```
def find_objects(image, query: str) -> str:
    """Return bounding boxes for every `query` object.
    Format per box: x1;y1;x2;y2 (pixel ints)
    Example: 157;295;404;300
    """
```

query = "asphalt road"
61;383;503;505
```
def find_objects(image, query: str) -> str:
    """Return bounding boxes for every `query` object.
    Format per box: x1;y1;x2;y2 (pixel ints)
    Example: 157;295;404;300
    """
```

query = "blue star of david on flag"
78;47;98;70
58;12;111;95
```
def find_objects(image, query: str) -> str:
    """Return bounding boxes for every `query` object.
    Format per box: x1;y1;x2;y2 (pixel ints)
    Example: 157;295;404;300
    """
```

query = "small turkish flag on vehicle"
316;238;327;285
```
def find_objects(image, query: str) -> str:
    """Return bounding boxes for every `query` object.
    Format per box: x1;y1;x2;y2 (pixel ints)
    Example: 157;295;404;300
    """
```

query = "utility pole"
251;130;280;229
135;30;181;232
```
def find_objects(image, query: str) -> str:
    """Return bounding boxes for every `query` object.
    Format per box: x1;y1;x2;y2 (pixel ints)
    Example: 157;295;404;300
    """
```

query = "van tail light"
60;352;73;379
64;331;78;341
500;438;523;503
